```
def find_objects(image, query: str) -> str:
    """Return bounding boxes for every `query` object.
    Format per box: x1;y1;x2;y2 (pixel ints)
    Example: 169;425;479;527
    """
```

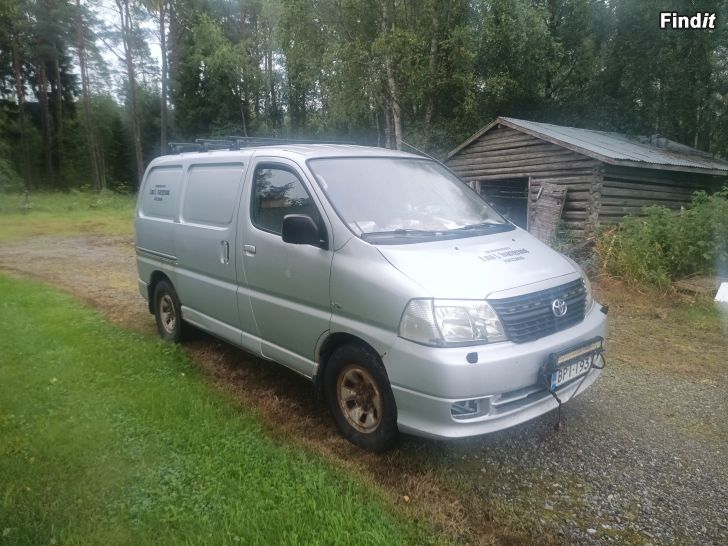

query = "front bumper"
383;302;608;439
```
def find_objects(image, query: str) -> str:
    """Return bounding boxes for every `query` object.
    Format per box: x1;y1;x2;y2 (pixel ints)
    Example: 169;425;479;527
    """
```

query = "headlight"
563;256;593;311
582;272;593;310
399;299;507;347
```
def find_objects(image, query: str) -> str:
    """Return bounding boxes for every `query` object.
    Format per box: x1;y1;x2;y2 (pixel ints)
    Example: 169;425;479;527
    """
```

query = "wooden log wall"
598;165;723;223
446;126;601;237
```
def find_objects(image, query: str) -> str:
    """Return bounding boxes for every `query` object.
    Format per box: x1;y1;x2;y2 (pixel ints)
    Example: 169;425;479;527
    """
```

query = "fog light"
451;397;491;420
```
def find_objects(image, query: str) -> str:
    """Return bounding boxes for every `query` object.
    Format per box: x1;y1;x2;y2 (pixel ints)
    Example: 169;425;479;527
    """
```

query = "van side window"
252;167;320;235
140;166;183;220
182;163;244;226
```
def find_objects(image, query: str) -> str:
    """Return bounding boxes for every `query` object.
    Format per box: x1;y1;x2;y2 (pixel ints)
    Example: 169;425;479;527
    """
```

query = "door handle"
243;244;256;255
220;240;230;264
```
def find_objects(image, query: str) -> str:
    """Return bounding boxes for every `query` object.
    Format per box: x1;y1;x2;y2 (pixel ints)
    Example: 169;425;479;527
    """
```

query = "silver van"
135;144;607;451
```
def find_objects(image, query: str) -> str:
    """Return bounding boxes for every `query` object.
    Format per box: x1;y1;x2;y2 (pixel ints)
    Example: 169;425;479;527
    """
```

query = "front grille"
488;279;586;343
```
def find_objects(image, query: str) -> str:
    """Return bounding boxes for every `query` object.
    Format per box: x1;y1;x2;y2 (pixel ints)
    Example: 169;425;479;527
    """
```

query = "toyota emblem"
552;299;568;317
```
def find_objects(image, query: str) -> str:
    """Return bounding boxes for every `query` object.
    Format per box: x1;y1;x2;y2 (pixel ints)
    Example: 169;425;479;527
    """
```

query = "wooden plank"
562;211;589;220
462;169;597;181
457;138;544;155
526;182;593;191
563;190;592;201
450;159;598;178
562;201;591;212
603;166;715;187
528;183;567;242
601;187;692;201
476;127;529;142
531;176;596;185
459;137;554;153
604;176;707;190
601;197;689;207
470;134;541;150
449;148;577;166
602;179;700;194
455;143;545;159
448;151;584;171
455;142;560;159
598;203;682;216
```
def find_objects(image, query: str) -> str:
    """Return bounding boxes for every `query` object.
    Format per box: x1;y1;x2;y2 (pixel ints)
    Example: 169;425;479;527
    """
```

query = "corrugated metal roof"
450;117;728;175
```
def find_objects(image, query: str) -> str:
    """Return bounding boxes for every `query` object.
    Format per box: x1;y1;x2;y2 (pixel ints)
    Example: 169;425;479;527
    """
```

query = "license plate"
550;357;592;390
548;337;603;391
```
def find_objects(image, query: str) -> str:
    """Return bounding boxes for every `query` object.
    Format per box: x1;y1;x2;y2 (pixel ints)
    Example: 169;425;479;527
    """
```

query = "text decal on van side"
478;247;530;264
149;184;171;201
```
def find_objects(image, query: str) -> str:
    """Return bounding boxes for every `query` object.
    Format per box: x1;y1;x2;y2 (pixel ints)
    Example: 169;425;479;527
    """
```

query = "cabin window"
478;177;529;229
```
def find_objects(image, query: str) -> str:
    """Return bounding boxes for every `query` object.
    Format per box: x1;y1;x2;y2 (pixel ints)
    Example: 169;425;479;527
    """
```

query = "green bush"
596;186;728;289
0;156;24;193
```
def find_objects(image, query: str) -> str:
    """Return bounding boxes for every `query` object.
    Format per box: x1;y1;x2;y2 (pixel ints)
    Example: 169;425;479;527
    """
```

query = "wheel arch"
147;270;173;314
314;332;383;398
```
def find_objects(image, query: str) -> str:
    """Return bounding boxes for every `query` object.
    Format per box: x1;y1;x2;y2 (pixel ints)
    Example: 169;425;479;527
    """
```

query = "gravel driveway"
1;234;726;545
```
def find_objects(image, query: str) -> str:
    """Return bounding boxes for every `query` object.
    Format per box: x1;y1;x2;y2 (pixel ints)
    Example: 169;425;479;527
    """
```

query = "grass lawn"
0;274;434;546
0;191;135;242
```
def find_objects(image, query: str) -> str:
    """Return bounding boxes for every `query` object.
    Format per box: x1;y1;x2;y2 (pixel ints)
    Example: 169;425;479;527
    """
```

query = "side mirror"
282;214;324;247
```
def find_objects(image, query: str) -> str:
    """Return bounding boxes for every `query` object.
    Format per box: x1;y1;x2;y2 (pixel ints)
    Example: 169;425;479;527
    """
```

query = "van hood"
376;228;577;299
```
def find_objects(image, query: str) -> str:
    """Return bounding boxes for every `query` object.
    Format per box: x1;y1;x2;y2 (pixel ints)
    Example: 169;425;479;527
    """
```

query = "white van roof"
149;144;423;167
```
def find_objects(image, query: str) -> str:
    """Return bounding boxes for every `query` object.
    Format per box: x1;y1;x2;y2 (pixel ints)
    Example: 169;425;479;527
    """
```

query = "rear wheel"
324;344;398;451
153;280;186;342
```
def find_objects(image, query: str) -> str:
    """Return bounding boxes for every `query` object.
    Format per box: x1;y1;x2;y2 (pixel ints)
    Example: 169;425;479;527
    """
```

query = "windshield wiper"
450;222;513;232
361;228;439;239
452;222;509;231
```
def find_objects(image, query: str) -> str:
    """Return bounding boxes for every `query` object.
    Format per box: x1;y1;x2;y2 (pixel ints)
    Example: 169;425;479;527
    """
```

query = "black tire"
153;280;186;342
323;343;399;452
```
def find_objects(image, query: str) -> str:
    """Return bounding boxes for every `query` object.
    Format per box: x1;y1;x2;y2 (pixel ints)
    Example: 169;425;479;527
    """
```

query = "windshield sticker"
478;246;530;263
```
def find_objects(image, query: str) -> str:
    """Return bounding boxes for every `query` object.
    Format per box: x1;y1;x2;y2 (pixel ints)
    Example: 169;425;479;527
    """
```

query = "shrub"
0;157;23;193
596;186;728;289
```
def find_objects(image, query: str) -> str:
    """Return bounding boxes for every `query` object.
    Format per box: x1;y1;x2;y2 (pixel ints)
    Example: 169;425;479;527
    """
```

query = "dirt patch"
1;235;726;545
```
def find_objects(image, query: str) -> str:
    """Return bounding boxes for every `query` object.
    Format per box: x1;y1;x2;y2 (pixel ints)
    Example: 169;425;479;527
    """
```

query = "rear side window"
182;163;245;226
251;166;320;235
140;166;183;220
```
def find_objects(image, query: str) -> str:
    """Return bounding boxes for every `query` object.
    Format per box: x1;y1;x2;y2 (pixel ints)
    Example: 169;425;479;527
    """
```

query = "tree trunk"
383;104;393;149
52;58;64;186
239;99;248;137
424;9;439;140
37;62;54;186
10;32;31;188
264;27;271;130
76;0;102;191
117;0;144;184
159;1;168;154
381;1;402;149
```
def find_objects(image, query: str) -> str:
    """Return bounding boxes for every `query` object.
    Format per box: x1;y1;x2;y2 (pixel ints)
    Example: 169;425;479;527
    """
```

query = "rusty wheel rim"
337;364;382;433
159;294;176;334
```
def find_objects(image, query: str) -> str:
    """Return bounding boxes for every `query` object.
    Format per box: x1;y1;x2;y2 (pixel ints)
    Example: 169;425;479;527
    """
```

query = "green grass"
0;191;134;242
0;274;432;546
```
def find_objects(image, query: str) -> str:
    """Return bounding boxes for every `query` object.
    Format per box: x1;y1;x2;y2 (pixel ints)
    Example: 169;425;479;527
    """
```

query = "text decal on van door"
478;246;530;264
150;184;171;202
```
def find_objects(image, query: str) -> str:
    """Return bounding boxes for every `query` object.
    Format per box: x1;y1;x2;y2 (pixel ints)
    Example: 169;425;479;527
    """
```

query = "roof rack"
167;136;356;154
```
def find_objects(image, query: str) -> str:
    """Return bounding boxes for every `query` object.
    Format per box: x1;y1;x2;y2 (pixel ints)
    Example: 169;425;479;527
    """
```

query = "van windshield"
308;157;513;243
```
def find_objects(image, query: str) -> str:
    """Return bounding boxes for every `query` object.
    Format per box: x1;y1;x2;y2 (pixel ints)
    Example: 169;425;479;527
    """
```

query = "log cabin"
446;117;728;239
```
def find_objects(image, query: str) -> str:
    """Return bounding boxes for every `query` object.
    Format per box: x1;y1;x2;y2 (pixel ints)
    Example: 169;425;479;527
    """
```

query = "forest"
1;0;727;191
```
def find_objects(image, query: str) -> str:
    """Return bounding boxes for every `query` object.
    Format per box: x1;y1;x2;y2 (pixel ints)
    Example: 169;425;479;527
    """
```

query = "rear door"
237;156;333;377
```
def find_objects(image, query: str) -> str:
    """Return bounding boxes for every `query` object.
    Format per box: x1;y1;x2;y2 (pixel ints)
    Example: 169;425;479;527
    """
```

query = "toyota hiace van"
135;144;607;451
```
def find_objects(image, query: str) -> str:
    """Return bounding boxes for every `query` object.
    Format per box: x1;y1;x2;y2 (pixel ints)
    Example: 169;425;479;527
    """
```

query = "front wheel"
153;280;186;342
324;344;399;452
